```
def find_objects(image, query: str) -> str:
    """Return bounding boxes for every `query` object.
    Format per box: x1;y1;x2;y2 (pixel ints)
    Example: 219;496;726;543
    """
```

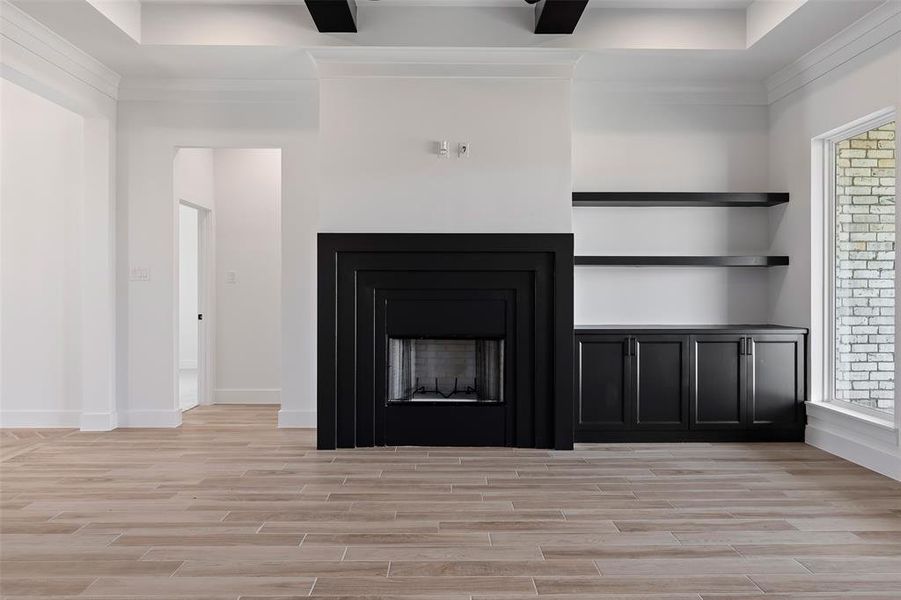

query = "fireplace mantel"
317;233;574;450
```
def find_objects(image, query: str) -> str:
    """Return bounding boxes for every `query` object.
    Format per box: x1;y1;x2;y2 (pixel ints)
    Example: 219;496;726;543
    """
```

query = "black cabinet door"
747;334;804;429
574;335;631;431
632;335;689;430
690;335;746;429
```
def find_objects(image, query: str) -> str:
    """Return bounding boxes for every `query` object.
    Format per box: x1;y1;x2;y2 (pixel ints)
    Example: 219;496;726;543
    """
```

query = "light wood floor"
2;405;900;599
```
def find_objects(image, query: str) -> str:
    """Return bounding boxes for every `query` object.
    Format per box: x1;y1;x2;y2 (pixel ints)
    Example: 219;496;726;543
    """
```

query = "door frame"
177;200;215;409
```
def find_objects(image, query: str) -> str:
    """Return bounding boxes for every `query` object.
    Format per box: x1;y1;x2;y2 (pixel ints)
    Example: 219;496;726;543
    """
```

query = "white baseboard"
0;410;81;428
806;425;900;481
278;408;316;428
214;389;281;405
805;402;900;481
118;409;182;428
80;411;118;431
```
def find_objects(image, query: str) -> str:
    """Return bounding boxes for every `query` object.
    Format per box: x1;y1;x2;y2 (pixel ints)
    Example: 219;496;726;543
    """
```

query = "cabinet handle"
739;337;746;355
623;338;630;356
747;338;753;356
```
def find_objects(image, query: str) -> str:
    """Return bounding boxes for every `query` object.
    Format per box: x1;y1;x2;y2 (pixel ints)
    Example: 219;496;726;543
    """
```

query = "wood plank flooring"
1;404;900;599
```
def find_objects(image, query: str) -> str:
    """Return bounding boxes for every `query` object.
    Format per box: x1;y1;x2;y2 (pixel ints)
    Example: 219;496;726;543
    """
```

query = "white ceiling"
8;0;891;86
137;1;756;6
587;0;755;7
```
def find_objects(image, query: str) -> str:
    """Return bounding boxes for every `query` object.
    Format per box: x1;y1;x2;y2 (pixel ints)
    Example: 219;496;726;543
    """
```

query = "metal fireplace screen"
387;338;504;403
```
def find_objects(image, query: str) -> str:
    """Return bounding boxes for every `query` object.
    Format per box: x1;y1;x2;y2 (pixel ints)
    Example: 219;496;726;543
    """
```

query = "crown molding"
118;77;317;103
315;61;578;79
309;47;583;79
0;1;120;99
766;0;901;104
574;79;769;106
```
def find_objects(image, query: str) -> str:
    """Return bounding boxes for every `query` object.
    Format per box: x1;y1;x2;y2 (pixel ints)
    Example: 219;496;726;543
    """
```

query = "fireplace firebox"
387;338;504;403
318;233;574;449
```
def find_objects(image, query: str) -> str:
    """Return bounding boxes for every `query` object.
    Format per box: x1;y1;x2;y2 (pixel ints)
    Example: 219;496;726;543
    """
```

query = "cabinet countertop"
575;324;808;334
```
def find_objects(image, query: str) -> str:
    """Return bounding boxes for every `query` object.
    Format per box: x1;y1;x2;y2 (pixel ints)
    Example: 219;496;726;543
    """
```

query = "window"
829;119;896;415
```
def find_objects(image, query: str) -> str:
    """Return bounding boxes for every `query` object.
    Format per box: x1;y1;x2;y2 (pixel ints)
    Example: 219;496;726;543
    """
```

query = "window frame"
821;110;896;419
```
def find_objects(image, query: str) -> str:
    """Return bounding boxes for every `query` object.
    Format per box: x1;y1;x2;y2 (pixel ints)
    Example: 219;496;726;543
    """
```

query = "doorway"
178;202;206;411
174;147;282;419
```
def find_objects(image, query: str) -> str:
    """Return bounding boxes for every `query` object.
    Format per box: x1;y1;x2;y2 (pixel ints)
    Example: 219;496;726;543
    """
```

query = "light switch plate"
130;266;151;282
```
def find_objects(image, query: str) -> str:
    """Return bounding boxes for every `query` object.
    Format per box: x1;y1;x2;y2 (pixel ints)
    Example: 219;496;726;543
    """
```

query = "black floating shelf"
573;192;789;207
574;256;789;267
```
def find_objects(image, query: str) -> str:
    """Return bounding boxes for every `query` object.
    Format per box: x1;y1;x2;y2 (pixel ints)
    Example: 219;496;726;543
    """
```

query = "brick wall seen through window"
833;121;895;414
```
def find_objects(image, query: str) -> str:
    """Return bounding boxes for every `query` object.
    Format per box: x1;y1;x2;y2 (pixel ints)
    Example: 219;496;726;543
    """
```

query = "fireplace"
387;338;504;403
318;233;574;449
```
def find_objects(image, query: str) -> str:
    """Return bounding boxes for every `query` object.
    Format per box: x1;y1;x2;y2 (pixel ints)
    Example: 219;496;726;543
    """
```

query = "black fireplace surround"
318;233;574;450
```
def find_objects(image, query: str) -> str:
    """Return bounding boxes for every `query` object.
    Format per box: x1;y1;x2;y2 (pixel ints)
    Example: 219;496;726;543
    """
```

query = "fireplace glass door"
388;338;504;403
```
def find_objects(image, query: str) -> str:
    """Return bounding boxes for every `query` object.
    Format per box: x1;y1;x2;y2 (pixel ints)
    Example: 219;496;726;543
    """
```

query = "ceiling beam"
305;0;357;33
534;0;589;34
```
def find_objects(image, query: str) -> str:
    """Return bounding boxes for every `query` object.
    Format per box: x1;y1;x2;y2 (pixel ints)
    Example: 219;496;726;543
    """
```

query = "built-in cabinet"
572;192;805;442
575;326;806;441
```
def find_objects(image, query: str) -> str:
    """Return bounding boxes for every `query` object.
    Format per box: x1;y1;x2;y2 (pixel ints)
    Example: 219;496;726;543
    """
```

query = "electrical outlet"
458;142;471;159
226;271;238;284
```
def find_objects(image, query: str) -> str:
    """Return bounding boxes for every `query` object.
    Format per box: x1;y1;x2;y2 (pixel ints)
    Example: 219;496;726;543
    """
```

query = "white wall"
3;2;119;431
572;84;772;324
213;148;281;404
768;28;900;477
573;90;770;192
0;79;84;426
174;148;215;210
117;92;318;427
177;204;199;370
319;78;572;233
575;267;772;325
769;34;900;329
